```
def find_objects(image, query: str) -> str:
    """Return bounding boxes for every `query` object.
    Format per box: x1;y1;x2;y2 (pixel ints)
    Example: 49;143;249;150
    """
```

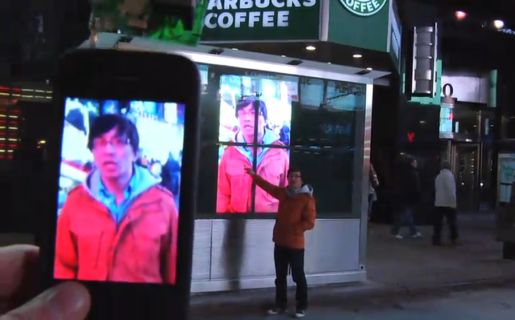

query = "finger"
0;245;39;299
1;282;91;320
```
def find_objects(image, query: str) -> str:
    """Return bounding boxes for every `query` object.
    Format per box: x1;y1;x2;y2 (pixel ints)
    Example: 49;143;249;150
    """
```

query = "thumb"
1;282;91;320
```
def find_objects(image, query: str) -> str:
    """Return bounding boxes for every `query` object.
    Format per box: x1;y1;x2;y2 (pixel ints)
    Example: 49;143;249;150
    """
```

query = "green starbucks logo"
339;0;387;17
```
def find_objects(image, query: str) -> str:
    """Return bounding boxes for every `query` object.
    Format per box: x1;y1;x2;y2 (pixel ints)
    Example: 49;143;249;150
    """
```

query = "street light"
455;11;467;21
493;19;505;29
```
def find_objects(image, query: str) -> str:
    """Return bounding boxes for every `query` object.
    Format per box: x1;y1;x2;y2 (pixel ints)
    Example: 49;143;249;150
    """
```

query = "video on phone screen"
216;75;294;214
54;97;184;285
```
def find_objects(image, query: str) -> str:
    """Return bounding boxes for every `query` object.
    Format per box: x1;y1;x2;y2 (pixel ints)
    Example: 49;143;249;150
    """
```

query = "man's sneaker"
267;307;285;315
410;232;423;239
394;234;403;239
294;309;306;318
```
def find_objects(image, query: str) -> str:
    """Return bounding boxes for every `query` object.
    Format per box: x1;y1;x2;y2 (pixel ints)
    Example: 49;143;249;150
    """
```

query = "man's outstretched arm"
245;168;283;200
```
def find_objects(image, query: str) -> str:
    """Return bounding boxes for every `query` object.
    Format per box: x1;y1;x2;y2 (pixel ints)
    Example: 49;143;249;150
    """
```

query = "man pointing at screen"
246;166;316;318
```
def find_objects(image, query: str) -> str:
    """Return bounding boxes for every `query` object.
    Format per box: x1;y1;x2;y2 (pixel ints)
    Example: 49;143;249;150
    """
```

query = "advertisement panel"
193;63;366;217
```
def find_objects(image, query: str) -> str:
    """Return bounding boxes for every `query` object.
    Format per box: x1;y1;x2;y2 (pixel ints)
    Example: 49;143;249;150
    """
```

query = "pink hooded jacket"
54;168;178;284
217;132;289;213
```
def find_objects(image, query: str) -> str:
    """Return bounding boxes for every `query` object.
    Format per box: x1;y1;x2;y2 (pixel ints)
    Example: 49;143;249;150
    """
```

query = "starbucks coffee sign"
339;0;387;17
201;0;320;41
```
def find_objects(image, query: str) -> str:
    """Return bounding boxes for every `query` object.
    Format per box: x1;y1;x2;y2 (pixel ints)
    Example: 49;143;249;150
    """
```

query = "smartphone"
41;49;199;319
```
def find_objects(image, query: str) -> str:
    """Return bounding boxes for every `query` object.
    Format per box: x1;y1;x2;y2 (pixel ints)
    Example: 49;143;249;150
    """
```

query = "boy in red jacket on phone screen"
55;114;178;284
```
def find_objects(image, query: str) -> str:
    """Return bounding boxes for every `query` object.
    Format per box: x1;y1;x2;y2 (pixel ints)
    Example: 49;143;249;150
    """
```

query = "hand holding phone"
0;245;90;319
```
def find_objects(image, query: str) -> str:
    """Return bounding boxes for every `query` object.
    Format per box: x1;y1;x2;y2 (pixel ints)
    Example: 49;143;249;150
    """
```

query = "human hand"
0;245;90;320
244;167;256;176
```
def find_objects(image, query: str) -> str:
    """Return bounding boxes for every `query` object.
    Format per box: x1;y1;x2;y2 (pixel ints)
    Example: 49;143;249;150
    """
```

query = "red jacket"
253;175;316;249
217;142;289;213
54;184;178;284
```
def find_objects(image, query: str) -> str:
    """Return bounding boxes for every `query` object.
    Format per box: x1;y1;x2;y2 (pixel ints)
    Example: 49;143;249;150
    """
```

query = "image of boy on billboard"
217;97;289;213
54;112;179;284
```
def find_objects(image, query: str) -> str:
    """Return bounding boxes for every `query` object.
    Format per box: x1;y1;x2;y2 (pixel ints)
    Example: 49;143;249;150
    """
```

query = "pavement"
189;213;515;318
2;212;515;319
190;285;515;320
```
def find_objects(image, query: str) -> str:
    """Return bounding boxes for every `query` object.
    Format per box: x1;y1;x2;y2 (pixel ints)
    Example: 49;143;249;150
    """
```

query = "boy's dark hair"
235;97;268;121
287;167;302;176
87;114;139;153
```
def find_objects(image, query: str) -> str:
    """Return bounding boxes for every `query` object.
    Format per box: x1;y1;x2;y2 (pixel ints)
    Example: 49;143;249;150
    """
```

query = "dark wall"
0;0;90;232
0;101;56;233
498;70;515;140
1;0;90;82
370;80;400;224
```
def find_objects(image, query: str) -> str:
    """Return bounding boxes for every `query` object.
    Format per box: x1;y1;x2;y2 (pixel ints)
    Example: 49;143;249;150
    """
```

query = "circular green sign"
339;0;387;17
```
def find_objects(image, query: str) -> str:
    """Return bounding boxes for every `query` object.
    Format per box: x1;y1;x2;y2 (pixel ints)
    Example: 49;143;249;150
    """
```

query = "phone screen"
54;97;185;285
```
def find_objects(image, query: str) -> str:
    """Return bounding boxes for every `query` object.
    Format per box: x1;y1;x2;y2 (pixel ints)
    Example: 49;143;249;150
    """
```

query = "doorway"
452;143;480;212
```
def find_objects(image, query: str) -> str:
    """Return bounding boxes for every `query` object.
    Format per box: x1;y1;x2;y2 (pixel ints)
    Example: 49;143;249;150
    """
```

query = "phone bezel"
41;49;200;320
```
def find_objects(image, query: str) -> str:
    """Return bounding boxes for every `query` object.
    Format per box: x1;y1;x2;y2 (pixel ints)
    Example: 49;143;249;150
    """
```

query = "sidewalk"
190;213;515;318
2;213;515;318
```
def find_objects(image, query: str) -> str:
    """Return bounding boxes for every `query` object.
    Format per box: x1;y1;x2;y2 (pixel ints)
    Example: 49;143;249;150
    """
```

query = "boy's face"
287;171;303;189
237;103;265;143
92;127;136;181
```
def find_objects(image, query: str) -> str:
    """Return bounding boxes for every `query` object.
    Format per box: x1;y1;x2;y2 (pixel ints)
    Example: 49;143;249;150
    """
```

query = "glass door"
452;143;480;212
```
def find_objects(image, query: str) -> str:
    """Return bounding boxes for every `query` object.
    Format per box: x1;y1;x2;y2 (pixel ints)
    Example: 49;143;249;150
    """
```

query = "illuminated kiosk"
83;33;390;292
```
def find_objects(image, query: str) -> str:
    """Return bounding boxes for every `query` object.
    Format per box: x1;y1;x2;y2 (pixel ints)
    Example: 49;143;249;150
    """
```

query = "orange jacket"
217;142;289;213
253;175;316;249
54;184;178;284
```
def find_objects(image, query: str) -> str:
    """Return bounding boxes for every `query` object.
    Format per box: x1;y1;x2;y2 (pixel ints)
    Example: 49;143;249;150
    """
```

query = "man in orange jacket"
245;167;316;318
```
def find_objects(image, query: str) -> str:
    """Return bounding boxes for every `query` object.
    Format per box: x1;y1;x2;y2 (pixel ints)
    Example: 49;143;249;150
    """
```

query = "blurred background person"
368;164;379;221
433;160;458;246
392;155;422;239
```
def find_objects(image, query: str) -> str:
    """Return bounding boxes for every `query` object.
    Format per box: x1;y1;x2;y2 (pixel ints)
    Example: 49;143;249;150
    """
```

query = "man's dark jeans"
392;204;418;236
274;244;307;310
433;206;458;244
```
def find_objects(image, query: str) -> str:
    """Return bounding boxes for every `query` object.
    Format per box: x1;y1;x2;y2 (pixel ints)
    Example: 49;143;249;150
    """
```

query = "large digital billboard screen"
195;64;366;218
